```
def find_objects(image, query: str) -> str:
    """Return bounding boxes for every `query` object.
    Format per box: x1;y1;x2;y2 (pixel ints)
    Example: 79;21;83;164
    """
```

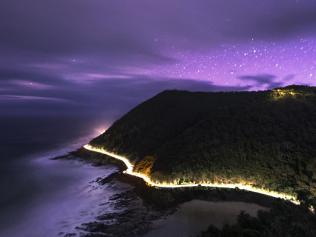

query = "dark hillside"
91;86;316;204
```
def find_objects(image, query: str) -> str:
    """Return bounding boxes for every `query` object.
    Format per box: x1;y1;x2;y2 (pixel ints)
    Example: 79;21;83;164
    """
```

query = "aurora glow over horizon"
1;0;316;117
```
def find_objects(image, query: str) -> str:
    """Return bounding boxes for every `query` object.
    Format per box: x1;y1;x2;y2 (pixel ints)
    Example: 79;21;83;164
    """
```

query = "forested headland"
90;85;316;206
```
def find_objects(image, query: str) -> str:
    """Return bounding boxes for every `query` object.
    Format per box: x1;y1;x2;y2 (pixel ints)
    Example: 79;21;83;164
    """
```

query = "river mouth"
144;200;267;237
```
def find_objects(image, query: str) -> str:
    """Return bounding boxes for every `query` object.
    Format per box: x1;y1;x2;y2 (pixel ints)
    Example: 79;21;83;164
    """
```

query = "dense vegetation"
90;85;316;204
198;203;316;237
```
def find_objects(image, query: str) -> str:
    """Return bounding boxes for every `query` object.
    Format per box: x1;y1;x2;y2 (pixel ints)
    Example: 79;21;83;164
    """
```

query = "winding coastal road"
84;144;301;206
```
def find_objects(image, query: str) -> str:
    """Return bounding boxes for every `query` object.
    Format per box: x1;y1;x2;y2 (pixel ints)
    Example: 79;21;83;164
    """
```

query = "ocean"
0;116;119;236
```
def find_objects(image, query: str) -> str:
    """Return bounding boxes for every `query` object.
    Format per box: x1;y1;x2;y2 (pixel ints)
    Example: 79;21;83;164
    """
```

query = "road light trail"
84;144;302;206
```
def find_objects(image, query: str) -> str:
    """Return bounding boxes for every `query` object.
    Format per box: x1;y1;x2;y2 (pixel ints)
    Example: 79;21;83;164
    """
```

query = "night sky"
1;0;316;118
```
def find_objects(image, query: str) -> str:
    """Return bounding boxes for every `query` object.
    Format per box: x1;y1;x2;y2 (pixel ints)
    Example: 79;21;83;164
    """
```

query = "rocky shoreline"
76;190;171;237
57;148;316;237
57;150;174;237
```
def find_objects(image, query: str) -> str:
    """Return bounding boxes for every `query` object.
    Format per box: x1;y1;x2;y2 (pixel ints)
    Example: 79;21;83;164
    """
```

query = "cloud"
238;74;288;89
0;94;74;103
1;0;316;57
0;0;314;119
239;6;316;39
0;64;250;118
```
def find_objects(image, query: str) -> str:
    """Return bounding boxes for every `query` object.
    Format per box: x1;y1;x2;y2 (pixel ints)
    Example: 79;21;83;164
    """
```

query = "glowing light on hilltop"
272;89;298;99
83;144;314;212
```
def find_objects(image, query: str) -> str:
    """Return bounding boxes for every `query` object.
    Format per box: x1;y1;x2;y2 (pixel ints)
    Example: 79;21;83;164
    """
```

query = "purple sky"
1;0;316;118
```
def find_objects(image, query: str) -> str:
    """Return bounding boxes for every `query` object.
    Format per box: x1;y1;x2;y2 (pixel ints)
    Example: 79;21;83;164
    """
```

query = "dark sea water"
0;80;266;237
0;116;269;237
0;78;215;236
0;116;120;237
